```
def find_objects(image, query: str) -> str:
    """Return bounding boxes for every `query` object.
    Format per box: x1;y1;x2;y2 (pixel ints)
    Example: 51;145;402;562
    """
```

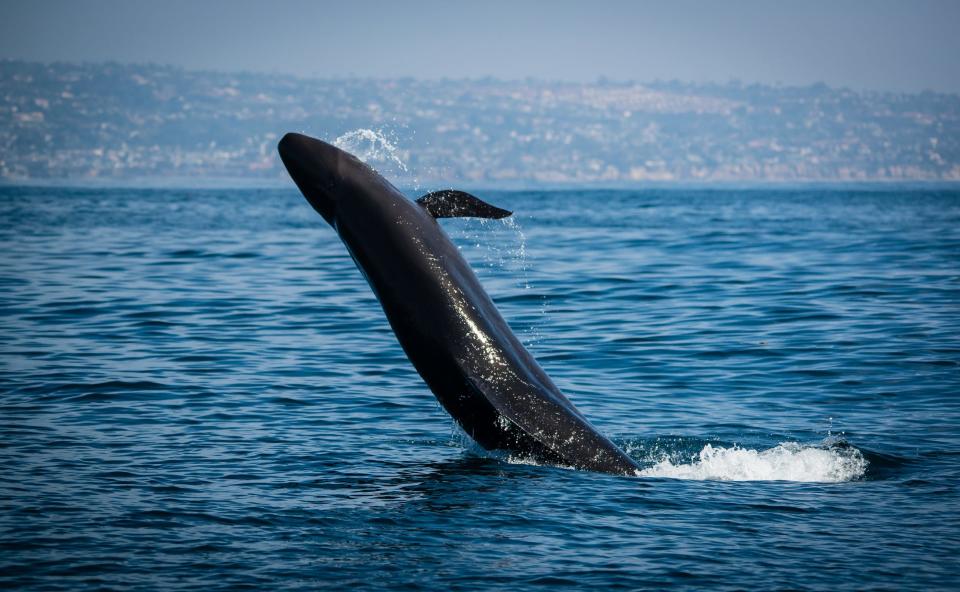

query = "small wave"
639;441;867;483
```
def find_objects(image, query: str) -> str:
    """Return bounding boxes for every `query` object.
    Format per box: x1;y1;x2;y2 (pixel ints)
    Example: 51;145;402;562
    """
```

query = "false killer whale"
278;132;640;475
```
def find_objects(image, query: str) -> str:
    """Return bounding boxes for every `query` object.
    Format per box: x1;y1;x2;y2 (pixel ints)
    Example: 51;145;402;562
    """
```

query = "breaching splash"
637;441;868;482
498;439;867;482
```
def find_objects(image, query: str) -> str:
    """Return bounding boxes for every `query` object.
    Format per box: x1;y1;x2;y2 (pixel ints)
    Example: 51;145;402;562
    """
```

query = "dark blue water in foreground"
2;186;959;590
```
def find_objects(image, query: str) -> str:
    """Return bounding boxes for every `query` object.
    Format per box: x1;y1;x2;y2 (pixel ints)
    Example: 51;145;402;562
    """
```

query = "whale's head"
277;132;375;225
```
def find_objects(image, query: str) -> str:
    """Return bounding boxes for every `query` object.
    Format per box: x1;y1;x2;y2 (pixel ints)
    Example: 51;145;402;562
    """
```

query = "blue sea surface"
1;186;959;590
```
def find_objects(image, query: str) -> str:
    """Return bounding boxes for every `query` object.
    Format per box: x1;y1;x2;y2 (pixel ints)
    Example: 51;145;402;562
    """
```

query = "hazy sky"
2;0;959;92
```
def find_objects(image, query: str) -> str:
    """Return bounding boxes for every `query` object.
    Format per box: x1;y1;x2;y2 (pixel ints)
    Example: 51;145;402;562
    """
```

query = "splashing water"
493;438;867;482
443;215;546;349
333;128;410;178
638;441;868;482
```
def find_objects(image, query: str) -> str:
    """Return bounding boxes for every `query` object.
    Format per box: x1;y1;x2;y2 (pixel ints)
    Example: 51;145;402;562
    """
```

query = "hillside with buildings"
2;60;958;184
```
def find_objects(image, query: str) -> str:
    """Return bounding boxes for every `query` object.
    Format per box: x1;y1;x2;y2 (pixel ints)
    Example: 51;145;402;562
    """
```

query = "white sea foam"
638;442;867;482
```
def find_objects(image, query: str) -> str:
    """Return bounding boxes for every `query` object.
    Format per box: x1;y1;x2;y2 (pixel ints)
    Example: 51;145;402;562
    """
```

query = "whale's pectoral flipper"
416;190;512;219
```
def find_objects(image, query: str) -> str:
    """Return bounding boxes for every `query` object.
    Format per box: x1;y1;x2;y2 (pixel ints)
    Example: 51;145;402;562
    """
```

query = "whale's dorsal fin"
416;190;512;219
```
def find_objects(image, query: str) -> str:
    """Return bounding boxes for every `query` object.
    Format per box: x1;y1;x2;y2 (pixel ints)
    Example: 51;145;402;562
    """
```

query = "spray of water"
443;215;546;349
333;128;411;181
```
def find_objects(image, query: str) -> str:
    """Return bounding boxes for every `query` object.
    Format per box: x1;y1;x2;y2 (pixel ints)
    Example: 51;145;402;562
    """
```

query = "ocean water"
1;185;959;590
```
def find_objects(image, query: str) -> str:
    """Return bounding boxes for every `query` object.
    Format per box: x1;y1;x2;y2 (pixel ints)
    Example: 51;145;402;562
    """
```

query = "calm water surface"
1;186;959;590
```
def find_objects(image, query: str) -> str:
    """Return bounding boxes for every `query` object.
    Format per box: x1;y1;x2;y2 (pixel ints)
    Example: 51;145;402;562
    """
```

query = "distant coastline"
2;60;958;184
4;178;959;195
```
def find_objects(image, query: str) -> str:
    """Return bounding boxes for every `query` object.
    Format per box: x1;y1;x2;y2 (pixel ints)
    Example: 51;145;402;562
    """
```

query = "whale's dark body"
278;132;639;475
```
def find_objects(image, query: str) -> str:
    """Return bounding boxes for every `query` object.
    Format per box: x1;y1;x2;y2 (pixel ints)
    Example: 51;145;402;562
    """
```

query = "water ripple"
1;186;958;590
